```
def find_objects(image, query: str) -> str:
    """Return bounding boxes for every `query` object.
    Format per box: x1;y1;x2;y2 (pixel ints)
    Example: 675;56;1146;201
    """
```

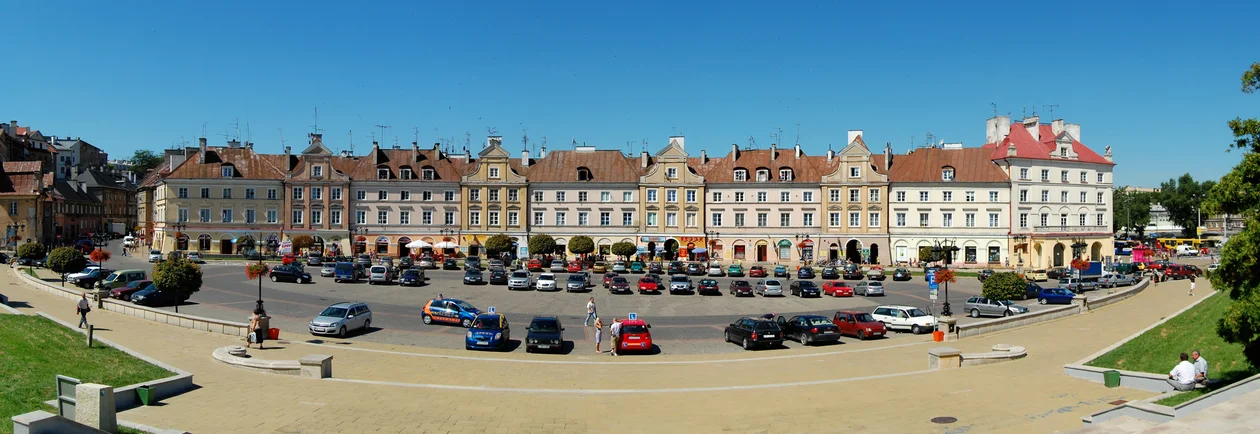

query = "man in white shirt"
1192;350;1209;384
76;293;91;328
1167;352;1196;391
609;318;622;357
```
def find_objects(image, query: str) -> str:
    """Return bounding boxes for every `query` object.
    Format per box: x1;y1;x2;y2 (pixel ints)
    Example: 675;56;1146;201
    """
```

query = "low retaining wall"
0;293;23;315
929;344;1027;369
11;410;104;434
951;278;1150;340
1062;364;1174;393
212;346;334;378
1083;373;1260;426
1084;278;1152;311
14;268;249;337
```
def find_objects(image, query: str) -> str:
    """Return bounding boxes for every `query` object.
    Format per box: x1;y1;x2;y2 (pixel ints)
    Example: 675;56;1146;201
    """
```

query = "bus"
1114;240;1138;256
1156;238;1204;250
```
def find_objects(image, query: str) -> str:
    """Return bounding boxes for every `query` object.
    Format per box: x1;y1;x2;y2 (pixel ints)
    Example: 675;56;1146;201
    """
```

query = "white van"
122;236;137;247
1175;245;1199;256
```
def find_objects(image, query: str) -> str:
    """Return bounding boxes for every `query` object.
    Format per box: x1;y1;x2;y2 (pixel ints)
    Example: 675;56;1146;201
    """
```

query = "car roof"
835;310;868;315
621;319;647;326
877;305;919;310
429;297;466;304
329;302;365;308
112;269;145;273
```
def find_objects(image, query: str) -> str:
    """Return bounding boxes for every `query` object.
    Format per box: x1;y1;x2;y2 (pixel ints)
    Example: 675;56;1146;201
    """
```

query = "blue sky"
4;1;1256;187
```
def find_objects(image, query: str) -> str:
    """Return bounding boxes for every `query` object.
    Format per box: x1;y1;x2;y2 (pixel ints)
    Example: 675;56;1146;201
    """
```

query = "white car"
707;265;725;277
536;273;558;291
507;270;532;290
148;250;164;262
871;305;937;335
67;266;103;281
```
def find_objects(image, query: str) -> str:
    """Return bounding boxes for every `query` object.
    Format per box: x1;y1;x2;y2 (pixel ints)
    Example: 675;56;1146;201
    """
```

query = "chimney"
1007;142;1017;157
884;142;892;172
669;136;684;150
540;145;547;158
1023;116;1040;141
847;130;863;145
198;137;207;163
640;151;649;168
245;142;253;149
1051;119;1065;137
700;149;707;163
228;139;240;148
1065;123;1081;142
521;149;530;167
731;143;739;159
986;116;1012;143
826;149;834;162
284;146;291;165
1104;145;1113;163
464;147;471;160
794;144;801;159
770;143;777;160
412;141;420;157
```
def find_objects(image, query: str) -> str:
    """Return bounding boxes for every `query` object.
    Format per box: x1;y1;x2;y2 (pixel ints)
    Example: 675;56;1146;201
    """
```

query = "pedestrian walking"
584;297;597;326
1188;275;1196;296
76;293;91;328
247;309;266;349
609;318;622;357
593;316;604;353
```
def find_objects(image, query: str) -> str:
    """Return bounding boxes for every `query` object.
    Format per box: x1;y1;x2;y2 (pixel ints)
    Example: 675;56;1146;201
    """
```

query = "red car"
748;266;767;278
110;279;152;301
615;319;653;352
832;310;886;340
567;261;583;273
822;281;854;297
637;276;660;293
527;259;544;271
697;279;720;295
603;272;619;288
1163;264;1195;280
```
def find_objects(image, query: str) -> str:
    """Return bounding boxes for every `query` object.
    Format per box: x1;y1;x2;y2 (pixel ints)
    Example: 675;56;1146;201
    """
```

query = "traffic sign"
628;312;638;320
488;306;496;313
926;268;939;300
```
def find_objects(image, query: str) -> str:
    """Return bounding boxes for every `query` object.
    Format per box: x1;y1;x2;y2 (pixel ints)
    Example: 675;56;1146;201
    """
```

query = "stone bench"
212;346;332;378
930;344;1027;369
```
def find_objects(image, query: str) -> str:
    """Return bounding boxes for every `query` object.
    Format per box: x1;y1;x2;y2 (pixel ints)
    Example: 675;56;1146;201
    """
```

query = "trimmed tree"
484;234;513;257
568;236;595;257
47;246;88;285
17;242;46;260
982;272;1027;301
528;234;556;257
611;241;637;259
153;256;203;300
291;235;314;253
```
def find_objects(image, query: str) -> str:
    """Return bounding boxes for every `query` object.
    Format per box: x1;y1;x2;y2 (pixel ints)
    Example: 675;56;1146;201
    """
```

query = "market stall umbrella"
434;241;459;249
406;239;433;249
691;247;708;253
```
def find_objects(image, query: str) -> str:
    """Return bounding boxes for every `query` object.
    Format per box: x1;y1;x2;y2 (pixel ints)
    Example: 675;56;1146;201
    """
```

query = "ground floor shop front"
1013;235;1113;270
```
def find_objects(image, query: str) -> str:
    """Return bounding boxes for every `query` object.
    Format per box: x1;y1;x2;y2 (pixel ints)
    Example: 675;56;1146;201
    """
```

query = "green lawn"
1087;293;1257;406
0;315;173;434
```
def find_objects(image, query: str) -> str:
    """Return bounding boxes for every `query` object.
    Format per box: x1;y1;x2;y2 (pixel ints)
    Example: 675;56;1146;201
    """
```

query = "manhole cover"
931;417;958;424
1109;400;1128;405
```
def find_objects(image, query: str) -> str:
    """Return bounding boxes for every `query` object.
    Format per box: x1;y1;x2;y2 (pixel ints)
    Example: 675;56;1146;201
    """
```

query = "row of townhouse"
138;115;1116;269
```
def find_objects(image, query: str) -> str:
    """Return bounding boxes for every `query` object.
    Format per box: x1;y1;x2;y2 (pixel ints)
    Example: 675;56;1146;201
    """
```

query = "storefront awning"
797;239;815;248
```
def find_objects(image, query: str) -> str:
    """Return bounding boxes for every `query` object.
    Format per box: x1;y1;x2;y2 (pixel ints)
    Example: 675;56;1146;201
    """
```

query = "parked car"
527;259;544;271
612;261;628;273
488;269;509;285
854;281;885;296
67;266;104;281
320;263;337;277
333;262;358;283
1098;273;1135;288
871;305;936;334
964;296;1029;318
1037;287;1077;305
797;267;815;279
755;279;784;297
729;280;754;296
1047;268;1070;280
773;265;789;277
97;269;147;290
648;262;664;274
669;275;693;294
418;256;435;269
707;264;725;277
72;268;115;288
832;311;887;340
616;318;654;353
820;266;840;280
1023;282;1044;300
463;269;484;285
602;272;619;288
789;280;821;298
892;268;912;281
307;253;322;266
110;279;152;301
686;262;705;276
443;258;459;270
593;262;609;273
726;264;744;277
421;297;481;327
629;261;645;273
697;278;720;295
536;273;559;291
487;259;504;270
822;281;854;297
550;260;566;272
866;266;886;281
777;315;842;346
748;266;767;278
357;254;373;268
508;270;532;290
186;252;204;264
566;273;591;292
640;276;660;292
465;313;511;351
130;284;189;307
148;250;164;262
367;266;392;285
977;269;994;282
1058;277;1096;293
464;256;483;271
399;268;425;287
607;276;631;294
269;265;312;284
568;261;584;273
842;264;863;280
309;302;372;338
724;317;783;350
1184;264;1203;277
1025;269;1049;282
1163;264;1195;280
398;256;414;270
525;316;564;353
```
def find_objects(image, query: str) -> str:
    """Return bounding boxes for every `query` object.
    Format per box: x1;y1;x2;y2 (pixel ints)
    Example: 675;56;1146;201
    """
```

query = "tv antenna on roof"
311;108;324;135
795;123;801;145
348;130;354;155
201;122;207;138
747;135;757;150
1044;104;1059;119
990;103;997;118
413;127;419;144
375;125;391;145
772;127;782;147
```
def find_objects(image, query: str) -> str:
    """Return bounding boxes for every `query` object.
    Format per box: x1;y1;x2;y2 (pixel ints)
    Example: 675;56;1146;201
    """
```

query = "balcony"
1031;224;1110;234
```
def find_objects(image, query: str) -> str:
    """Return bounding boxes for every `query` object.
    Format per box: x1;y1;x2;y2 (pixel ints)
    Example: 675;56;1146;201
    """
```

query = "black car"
978;269;994;282
648;262;663;274
463;269;484;284
821;266;840;280
686;262;705;276
842;265;863;280
399;268;425;287
73;268;115;288
398;256;414;270
608;276;631;294
356;254;373;268
525;316;565;353
776;315;842;346
488;269;509;285
724;317;784;350
130;285;189;307
668;261;685;275
797;267;815;279
729;280;754;297
270;265;312;283
0;253;10;263
892;268;912;281
243;250;263;261
464;256;483;271
1047;268;1070;280
443;258;459;270
789;280;821;297
1023;282;1043;300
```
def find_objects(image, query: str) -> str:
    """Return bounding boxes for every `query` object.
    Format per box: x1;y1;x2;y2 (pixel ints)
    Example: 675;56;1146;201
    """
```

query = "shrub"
153;257;202;297
568;236;594;255
982;272;1027;301
47;247;88;276
528;234;556;257
17;242;45;260
484;234;513;257
611;241;637;259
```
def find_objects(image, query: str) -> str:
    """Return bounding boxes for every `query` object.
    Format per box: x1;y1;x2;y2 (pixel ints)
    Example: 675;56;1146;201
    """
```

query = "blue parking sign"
628;312;638;321
488;306;496;313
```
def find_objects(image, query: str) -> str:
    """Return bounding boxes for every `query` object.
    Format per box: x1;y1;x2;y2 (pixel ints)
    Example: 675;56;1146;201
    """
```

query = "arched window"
941;166;956;181
376;166;391;180
778;168;793;181
733;168;748;182
421;165;436;180
576;167;593;181
198;234;212;251
755;168;770;182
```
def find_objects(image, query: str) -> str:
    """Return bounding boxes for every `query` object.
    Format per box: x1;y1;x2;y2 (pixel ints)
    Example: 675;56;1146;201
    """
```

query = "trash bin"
268;328;280;340
137;385;155;405
1104;370;1121;388
932;330;945;342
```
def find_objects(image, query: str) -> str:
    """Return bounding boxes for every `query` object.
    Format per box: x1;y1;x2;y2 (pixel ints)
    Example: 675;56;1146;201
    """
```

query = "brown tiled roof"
347;147;466;181
695;148;824;183
3;161;42;173
138;161;170;189
281;155;354;182
166;147;285;180
0;169;41;196
525;150;640;183
888;147;1009;183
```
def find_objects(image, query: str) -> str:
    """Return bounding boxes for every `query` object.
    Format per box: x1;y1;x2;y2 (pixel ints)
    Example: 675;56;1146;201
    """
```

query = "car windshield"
371;267;386;273
806;317;832;326
700;280;716;285
456;301;476;311
511;271;529;278
472;316;501;329
319;307;349;318
798;281;817;288
671;276;688;282
466;270;481;275
622;325;649;334
568;275;584;282
907;308;930;317
150;250;161;255
612;277;627;284
764;280;781;286
403;270;419;277
733;281;750;287
754;322;779;331
539;274;555;281
854;313;877;322
531;320;560;332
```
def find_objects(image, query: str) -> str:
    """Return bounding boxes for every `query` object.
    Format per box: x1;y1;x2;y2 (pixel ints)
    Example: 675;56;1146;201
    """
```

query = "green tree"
1206;62;1260;365
153;256;203;298
568;235;594;256
528;234;556;257
47;247;88;278
1156;174;1215;237
484;234;513;257
981;272;1027;302
17;242;46;260
1113;187;1153;238
290;235;314;253
611;241;637;259
129;149;164;177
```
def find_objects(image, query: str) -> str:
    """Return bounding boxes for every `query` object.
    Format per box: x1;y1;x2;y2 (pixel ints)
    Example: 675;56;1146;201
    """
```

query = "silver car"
549;260;566;272
1098;273;1135;288
507;270;532;290
368;266;393;285
536;273;558;291
566;273;591;292
612;261;628;273
308;302;372;338
320;263;336;277
148;250;163;262
755;279;784;296
964;296;1029;318
855;281;885;296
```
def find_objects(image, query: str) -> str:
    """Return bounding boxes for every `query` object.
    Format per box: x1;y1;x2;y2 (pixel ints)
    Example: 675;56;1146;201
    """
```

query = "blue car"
797;267;815;279
465;313;511;351
422;298;481;327
773;265;789;277
1037;287;1076;305
333;262;358;283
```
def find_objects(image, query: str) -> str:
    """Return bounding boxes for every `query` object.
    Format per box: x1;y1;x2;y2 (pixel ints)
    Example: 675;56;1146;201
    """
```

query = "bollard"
87;325;94;348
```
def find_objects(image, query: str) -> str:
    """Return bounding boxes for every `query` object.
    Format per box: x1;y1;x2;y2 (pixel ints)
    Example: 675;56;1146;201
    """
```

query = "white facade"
526;183;639;254
705;184;821;262
889;182;1011;266
349;180;462;254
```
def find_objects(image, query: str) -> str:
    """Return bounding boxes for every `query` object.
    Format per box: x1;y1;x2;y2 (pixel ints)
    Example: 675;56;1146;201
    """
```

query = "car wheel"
422;314;432;325
461;318;472;328
742;337;752;350
271;275;278;282
1038;298;1048;305
1002;310;1011;317
911;324;922;335
800;333;810;346
337;326;347;338
300;278;309;284
970;309;980;318
363;319;371;332
857;331;866;340
724;331;731;343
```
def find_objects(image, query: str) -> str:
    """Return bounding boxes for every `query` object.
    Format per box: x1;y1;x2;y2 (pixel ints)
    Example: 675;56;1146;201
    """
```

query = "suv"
871;305;936;334
1058;277;1096;293
669;275;693;294
724;318;784;350
97;269;147;290
309;302;372;338
842;264;864;280
1163;265;1195;280
964;296;1028;318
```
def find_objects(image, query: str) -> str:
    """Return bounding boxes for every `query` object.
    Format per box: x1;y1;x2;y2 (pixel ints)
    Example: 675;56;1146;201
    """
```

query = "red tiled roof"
347;147;467;181
888;147;1009;183
166;147;286;180
984;123;1114;166
525;150;641;183
694;148;824;183
3;161;42;173
0;169;41;196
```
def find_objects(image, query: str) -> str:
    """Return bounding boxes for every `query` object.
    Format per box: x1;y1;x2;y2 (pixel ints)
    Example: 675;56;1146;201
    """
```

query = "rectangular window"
1079;214;1086;226
830;189;841;202
222;188;232;199
780;191;790;202
199;208;210;223
779;213;790;227
965;213;975;227
735;192;745;202
1041;190;1049;202
943;191;952;201
1097;173;1104;183
400;191;410;201
942;213;953;227
578;212;589;226
830;212;841;227
965;246;977;263
965;191;975;202
378;211;389;224
896;212;906;227
623;192;632;202
222;166;234;178
1080;171;1088;183
508;211;518;226
617;212;630;226
377;168;389;180
177;208;188;222
310;165;323;177
868;212;880;228
400;211;410;225
534;191;544;202
291;187;302;200
757;213;767;227
577;191;587;202
378;190;388;201
311;187;322;200
469;189;480;202
734;170;747;182
920;213;929;227
666;167;677;179
221;208;233;223
422;168;435;180
849;212;861;227
1080;192;1087;203
869;189;880;202
989;191;999;202
712;213;723;227
850;166;861;178
645;212;655;226
1041;169;1050;181
919;191;929;201
735;213;745;227
1097;213;1105;226
311;210;322;225
356;211;366;225
201;188;210;199
1019;168;1029;180
685;212;696;227
645;190;656;202
356;190;367;200
488;167;499;178
178;188;188;198
989;213;999;227
1097;192;1104;204
469;211;480;226
421;211;431;225
849;189;859;202
267;189;278;200
329;187;341;200
803;213;814;226
1019;213;1028;228
488;211;500;226
1061;170;1069;182
712;192;722;202
557;191;566;202
422;191;432;201
292;210;304;224
444;191;455;201
331;210;341;225
244;188;255;200
757;192;767;202
533;212;544;226
601;191;611;202
245;209;256;223
399;168;412;180
444;211;454;225
267;210;278;223
1020;190;1028;202
666;190;677;203
600;212;610;226
1061;191;1068;203
803;191;813;202
896;191;905;202
489;189;499;202
686;190;697;202
666;212;677;227
1040;213;1049;227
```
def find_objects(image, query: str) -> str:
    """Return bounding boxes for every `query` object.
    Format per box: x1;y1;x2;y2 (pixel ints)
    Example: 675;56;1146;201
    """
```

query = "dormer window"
311;165;323;177
422;167;436;180
577;167;592;181
733;168;748;182
850;167;860;178
665;168;677;179
941;167;955;181
377;168;390;179
221;166;234;178
1060;147;1069;157
778;168;793;182
400;168;413;180
489;167;500;179
755;169;769;182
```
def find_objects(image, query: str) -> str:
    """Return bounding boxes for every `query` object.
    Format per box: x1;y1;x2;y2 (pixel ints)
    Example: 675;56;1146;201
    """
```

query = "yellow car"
1025;269;1049;282
592;262;608;273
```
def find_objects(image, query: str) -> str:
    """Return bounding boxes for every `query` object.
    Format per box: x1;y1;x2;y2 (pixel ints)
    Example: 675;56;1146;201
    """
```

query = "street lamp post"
931;239;960;317
1012;234;1027;273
